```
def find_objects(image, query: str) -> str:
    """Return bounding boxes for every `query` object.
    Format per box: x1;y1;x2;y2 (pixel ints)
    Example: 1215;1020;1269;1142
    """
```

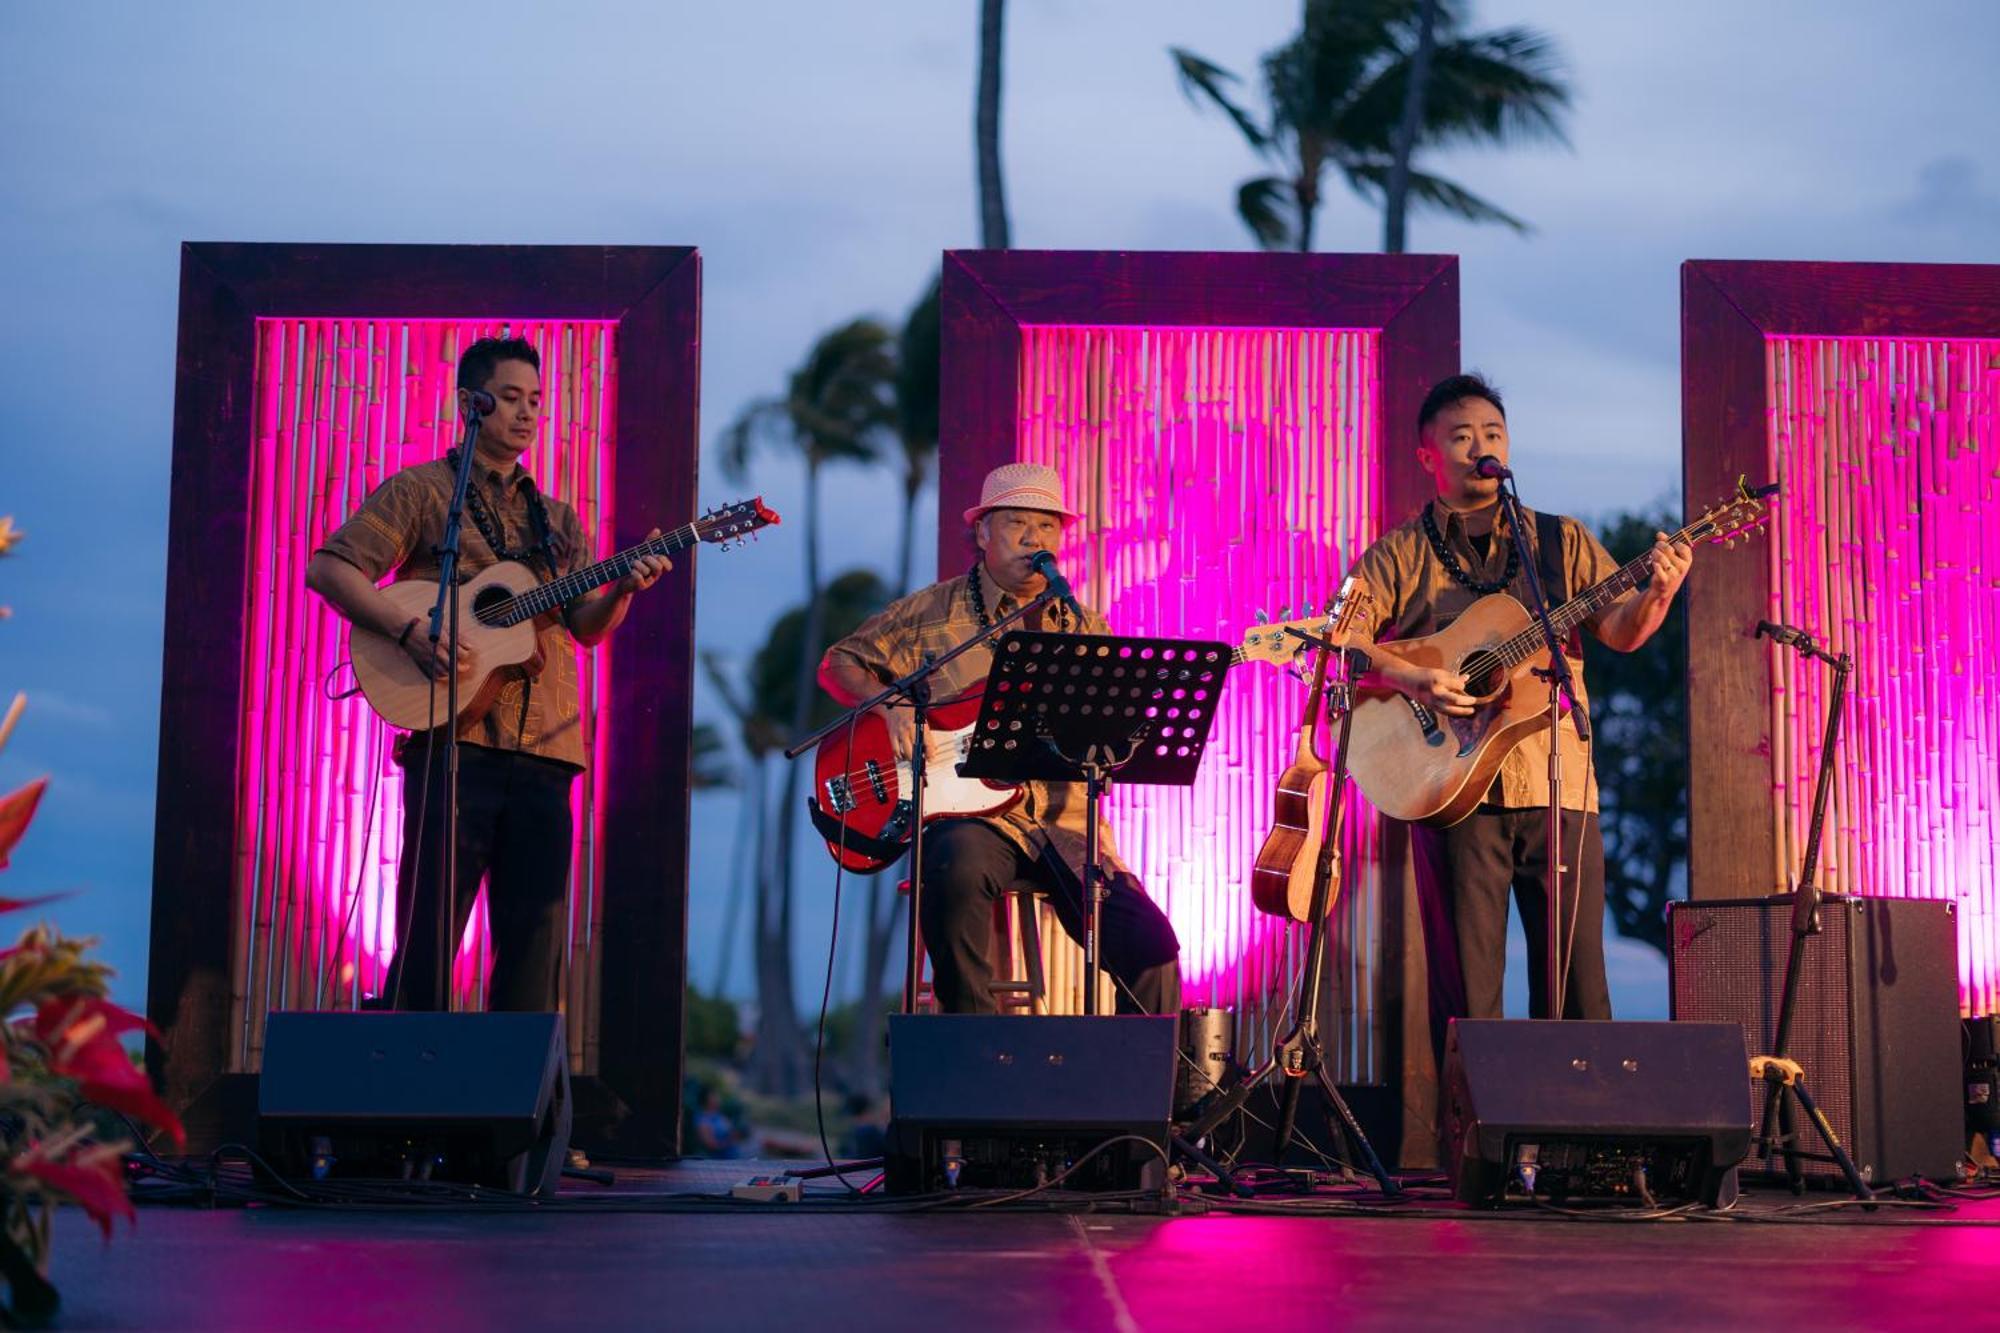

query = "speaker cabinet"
1440;1019;1752;1207
1668;895;1961;1185
885;1015;1176;1194
258;1011;572;1196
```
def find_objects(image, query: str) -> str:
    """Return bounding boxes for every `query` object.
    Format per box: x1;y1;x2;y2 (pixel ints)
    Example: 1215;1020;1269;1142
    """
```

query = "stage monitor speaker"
1668;895;1961;1185
1440;1019;1752;1207
885;1014;1176;1195
258;1011;572;1197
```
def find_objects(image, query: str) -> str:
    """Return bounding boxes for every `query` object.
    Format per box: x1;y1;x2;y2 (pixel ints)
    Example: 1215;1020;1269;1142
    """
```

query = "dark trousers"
1410;806;1609;1065
387;741;575;1012
918;820;1182;1016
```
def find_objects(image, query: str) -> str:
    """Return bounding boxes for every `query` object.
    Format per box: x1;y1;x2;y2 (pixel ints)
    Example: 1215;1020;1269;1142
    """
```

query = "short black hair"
1418;372;1505;434
457;336;540;393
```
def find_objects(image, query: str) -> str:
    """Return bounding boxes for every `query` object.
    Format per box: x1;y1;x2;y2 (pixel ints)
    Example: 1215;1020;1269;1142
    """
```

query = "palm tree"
837;279;944;1094
891;279;942;599
720;320;897;1094
1171;0;1571;253
975;0;1011;247
730;573;894;1094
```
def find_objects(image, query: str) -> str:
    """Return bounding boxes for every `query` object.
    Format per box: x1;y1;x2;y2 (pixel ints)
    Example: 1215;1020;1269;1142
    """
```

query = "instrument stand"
1753;628;1872;1201
784;584;1065;1015
1177;630;1398;1197
1494;478;1585;1022
398;404;484;1010
960;630;1229;1016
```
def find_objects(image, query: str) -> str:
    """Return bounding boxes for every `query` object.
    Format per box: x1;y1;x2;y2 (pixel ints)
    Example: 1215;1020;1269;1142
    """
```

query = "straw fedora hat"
961;462;1080;526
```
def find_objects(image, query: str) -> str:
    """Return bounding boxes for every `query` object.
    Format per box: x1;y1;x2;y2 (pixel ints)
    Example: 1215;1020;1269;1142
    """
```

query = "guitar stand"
1177;640;1398;1198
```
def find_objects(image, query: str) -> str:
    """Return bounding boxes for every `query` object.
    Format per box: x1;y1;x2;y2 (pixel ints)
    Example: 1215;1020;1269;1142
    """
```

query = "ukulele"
1250;578;1371;922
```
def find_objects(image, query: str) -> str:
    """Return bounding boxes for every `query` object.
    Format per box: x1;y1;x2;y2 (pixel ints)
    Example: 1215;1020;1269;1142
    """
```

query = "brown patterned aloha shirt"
315;455;593;771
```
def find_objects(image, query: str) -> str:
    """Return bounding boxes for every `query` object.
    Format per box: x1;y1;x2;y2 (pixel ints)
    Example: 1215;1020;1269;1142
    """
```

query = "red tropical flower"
13;1142;134;1239
0;778;47;870
31;995;185;1147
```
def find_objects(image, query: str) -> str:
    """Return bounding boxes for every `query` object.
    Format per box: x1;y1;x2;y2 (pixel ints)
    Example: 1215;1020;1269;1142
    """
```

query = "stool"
896;878;1047;1013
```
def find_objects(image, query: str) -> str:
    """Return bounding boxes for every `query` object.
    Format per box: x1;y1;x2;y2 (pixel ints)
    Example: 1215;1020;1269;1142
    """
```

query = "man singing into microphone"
306;336;671;1012
1347;374;1693;1064
820;462;1182;1014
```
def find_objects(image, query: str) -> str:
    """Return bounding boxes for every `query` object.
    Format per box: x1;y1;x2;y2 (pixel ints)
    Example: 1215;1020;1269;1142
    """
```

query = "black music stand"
958;631;1229;1016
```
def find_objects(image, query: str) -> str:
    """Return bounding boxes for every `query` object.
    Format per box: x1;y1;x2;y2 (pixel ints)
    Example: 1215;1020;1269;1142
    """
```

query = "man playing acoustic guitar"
1348;373;1693;1065
819;463;1182;1016
305;336;671;1012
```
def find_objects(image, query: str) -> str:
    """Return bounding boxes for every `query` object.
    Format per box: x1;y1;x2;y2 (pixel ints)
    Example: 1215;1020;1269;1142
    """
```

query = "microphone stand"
786;572;1069;1015
1493;471;1587;1023
415;404;484;1010
1752;622;1871;1199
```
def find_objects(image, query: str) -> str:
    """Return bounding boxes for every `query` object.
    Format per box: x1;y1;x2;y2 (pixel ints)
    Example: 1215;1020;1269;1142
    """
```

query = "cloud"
1890;156;2000;230
4;692;115;730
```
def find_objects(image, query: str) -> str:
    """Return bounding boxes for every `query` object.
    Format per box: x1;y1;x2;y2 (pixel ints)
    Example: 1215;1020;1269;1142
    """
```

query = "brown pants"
1410;805;1610;1065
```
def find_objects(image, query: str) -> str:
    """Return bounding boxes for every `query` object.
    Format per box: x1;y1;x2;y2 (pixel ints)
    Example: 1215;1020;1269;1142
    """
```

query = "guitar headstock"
1324;575;1371;642
695;496;782;548
1683;476;1778;551
1234;578;1374;669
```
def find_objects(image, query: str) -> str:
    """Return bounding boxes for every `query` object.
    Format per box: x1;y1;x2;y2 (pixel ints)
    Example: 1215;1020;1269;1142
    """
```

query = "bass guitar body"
809;684;1023;874
349;563;546;733
1345;592;1562;827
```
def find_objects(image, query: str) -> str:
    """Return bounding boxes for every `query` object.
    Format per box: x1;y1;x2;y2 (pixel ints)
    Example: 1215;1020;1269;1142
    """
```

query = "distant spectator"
692;1087;743;1159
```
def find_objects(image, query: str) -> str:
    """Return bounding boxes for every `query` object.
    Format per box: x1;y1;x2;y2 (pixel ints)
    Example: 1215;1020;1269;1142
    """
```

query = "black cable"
964;1134;1172;1210
807;717;867;1195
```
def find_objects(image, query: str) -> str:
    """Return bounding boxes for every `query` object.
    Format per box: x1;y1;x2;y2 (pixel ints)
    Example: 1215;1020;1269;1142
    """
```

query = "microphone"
1755;618;1809;648
1472;455;1512;481
1026;551;1084;623
460;388;497;418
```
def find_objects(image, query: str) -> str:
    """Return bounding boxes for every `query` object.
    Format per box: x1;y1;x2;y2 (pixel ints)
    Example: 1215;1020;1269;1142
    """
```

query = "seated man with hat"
819;462;1183;1015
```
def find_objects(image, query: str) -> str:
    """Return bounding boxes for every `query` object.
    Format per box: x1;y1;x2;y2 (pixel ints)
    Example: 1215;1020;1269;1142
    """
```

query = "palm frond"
1171;47;1272;153
1345;160;1530;231
716;398;785;483
896;277;941;480
1237;176;1299;250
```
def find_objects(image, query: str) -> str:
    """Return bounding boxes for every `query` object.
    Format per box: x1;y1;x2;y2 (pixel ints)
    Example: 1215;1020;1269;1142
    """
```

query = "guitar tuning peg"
1254;608;1269;625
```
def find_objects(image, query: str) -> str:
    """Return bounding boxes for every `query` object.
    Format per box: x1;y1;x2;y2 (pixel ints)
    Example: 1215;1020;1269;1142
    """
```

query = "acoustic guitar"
1250;578;1371;922
808;613;1345;874
1344;480;1774;827
350;497;779;731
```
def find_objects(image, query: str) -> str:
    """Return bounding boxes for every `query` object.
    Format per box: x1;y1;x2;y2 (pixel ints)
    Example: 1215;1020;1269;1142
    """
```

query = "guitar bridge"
1403;697;1445;745
823;776;856;814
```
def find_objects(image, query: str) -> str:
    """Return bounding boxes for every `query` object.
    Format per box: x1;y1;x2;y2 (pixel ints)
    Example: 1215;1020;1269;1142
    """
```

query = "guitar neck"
497;522;702;624
1493;513;1711;668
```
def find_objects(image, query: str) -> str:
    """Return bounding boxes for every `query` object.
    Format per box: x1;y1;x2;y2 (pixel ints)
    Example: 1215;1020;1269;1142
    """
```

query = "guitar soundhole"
472;583;514;625
1458;649;1504;698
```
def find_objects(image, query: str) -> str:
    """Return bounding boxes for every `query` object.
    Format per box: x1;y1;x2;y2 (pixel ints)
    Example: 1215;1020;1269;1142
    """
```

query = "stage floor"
52;1159;2000;1331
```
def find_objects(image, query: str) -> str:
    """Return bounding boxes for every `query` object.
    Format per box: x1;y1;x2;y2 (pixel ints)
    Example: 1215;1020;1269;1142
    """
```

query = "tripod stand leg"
1789;1077;1874;1203
1273;1068;1305;1159
1170;1133;1245;1197
1311;1064;1399;1196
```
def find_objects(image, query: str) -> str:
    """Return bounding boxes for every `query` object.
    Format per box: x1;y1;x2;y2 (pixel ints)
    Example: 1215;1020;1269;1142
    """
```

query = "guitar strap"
1534;509;1581;658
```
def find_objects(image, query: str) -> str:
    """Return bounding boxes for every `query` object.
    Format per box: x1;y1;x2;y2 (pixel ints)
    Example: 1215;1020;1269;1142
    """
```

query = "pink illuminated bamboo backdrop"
1765;335;2000;1014
234;317;618;1070
1016;325;1385;1070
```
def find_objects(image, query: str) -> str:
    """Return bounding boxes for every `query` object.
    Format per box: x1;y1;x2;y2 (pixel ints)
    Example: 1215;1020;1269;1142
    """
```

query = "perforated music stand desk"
958;630;1229;1014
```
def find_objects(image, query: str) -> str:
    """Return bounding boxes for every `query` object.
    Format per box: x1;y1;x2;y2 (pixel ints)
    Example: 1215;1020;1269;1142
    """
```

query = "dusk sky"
3;1;1996;1020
